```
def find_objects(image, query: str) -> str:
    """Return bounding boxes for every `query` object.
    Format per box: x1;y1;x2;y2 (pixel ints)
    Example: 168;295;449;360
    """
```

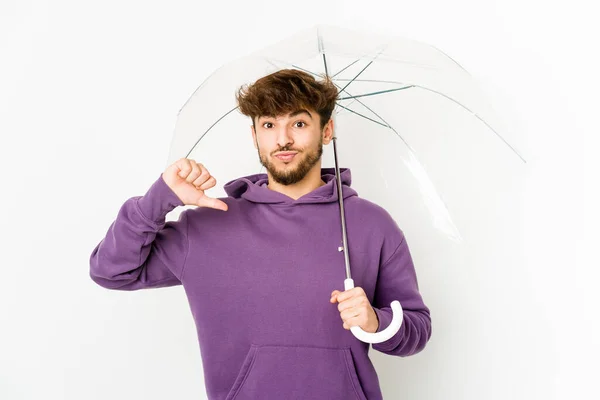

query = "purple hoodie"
89;167;431;400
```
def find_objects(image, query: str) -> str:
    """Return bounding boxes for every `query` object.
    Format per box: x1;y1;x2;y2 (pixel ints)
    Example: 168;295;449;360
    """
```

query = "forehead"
257;108;314;121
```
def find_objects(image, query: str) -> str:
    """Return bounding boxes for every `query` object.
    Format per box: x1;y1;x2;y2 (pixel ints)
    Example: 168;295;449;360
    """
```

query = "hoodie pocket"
225;343;368;400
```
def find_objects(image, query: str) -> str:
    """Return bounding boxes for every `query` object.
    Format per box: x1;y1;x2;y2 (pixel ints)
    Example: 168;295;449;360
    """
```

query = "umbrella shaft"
332;137;352;280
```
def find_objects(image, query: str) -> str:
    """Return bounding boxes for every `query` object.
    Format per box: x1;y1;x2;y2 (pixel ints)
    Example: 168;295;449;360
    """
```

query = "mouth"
274;152;298;162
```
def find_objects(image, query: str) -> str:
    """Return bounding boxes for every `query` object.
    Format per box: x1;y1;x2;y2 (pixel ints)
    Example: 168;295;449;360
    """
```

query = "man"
90;69;432;400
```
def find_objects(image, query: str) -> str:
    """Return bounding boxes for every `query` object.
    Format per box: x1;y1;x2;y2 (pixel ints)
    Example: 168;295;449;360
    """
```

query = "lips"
275;151;298;161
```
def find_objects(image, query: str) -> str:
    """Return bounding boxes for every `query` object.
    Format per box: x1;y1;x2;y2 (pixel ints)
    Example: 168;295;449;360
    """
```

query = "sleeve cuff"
372;306;405;351
136;173;185;223
374;306;393;333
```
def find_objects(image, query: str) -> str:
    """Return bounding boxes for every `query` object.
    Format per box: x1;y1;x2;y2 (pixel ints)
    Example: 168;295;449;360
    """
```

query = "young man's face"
251;108;333;186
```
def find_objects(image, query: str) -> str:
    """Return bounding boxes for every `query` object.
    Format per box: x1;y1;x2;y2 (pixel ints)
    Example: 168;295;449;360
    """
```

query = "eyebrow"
257;109;313;123
289;109;313;119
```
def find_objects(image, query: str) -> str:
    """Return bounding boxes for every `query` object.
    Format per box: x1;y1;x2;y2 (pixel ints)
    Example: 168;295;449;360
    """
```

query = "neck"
266;164;327;200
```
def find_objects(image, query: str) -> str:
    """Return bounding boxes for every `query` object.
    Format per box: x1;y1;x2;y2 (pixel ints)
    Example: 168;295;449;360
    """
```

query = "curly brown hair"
236;69;339;131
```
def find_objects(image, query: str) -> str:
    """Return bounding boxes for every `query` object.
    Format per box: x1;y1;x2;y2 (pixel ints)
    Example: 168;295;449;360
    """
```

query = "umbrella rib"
338;61;373;93
332;59;361;78
334;82;416;153
335;103;389;127
334;78;407;85
265;58;286;71
285;63;368;115
272;59;403;88
281;60;398;94
411;85;527;163
340;82;526;163
338;47;386;94
290;63;322;77
185;106;240;158
331;81;388;127
337;86;414;101
336;79;526;163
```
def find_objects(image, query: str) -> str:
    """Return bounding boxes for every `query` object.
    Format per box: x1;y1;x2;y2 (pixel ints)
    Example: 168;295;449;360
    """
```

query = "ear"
322;117;334;145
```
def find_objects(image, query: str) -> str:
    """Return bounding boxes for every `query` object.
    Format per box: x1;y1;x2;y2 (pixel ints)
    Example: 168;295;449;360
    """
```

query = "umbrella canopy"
166;24;526;245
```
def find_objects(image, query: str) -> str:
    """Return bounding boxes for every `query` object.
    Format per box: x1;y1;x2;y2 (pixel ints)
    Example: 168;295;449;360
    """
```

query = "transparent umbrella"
165;24;527;343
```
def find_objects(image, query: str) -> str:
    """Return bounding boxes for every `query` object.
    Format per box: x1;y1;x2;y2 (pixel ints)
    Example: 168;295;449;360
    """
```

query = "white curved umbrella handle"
344;278;403;343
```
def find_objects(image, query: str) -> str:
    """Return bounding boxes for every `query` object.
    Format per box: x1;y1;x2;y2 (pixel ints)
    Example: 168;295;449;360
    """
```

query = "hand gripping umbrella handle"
344;278;403;344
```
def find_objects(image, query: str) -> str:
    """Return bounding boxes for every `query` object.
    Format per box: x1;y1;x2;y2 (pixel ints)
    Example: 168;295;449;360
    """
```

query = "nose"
275;125;294;149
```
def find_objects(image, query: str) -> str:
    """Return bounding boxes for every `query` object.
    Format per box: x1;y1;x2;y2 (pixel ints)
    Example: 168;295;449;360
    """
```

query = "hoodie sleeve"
371;229;432;357
89;173;189;291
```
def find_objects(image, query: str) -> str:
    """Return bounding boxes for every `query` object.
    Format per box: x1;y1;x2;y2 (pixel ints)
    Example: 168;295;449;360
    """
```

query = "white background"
1;0;597;399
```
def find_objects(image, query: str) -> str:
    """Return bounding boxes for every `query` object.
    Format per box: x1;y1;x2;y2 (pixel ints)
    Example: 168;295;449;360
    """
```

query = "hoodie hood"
223;167;357;205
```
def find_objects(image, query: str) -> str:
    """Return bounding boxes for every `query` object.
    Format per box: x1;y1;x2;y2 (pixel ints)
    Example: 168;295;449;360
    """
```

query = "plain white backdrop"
0;1;597;399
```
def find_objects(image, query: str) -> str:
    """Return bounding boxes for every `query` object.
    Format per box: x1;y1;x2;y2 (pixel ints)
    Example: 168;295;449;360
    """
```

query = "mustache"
272;148;301;155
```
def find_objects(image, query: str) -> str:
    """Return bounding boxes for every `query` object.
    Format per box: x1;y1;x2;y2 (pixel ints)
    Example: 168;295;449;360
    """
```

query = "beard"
257;135;323;186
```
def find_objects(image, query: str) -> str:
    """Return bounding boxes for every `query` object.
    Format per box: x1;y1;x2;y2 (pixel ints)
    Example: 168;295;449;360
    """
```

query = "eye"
262;122;273;129
294;121;306;128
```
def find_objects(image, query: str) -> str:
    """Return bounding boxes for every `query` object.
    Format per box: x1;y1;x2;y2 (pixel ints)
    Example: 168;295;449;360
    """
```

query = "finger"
192;163;210;186
338;296;366;312
196;175;216;190
176;158;193;178
330;290;341;302
186;162;203;184
336;288;358;303
197;195;228;211
343;314;363;330
197;166;212;188
341;307;364;323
